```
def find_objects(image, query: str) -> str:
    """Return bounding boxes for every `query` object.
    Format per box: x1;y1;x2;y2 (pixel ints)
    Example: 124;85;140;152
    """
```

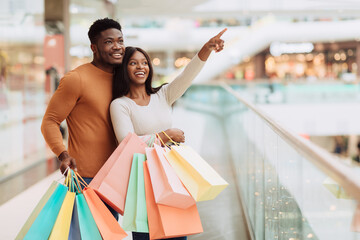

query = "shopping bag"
122;153;149;232
49;172;76;240
164;144;229;201
83;187;128;239
146;144;195;209
76;193;102;240
49;191;75;239
68;198;81;240
69;172;102;240
23;183;68;239
144;161;203;239
15;181;58;240
90;133;147;215
90;132;132;188
323;177;352;199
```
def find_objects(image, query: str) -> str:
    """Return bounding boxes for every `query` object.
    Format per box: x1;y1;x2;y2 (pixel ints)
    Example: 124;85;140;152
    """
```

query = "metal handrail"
221;82;360;202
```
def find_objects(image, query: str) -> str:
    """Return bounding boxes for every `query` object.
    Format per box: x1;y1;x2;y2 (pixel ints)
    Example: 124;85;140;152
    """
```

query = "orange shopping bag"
83;187;127;239
146;144;195;209
89;133;147;215
144;161;203;240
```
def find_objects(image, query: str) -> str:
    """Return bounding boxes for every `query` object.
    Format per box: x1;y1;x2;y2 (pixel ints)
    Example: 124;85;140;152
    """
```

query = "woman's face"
127;51;150;86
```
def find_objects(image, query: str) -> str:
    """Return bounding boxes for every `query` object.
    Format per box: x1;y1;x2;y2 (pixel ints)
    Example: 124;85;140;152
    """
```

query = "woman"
110;28;226;240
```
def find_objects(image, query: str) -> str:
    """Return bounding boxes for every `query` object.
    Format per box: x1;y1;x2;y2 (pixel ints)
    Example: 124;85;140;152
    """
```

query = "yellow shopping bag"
162;133;228;202
49;192;75;239
49;171;76;240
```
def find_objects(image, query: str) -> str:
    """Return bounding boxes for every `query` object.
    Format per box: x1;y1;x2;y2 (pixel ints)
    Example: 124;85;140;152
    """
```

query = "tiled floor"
172;106;250;240
0;104;250;240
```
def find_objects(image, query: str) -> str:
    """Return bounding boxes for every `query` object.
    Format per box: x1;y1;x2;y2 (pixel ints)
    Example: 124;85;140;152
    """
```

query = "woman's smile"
127;51;150;84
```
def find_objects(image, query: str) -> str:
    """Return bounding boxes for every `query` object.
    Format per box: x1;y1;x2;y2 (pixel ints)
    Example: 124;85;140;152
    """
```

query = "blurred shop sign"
270;42;314;56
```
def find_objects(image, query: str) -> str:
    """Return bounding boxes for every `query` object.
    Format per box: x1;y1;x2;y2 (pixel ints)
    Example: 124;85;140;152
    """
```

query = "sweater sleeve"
110;99;135;143
41;71;82;156
164;54;206;105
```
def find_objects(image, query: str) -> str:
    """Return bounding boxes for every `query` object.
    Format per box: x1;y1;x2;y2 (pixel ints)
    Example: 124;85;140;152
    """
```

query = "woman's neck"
127;85;147;99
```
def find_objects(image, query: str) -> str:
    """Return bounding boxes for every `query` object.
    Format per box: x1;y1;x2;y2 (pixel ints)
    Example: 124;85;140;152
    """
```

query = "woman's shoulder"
110;97;132;109
154;84;168;96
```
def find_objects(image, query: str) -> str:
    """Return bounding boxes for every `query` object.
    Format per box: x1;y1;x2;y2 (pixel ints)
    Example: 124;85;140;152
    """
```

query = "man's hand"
58;151;78;175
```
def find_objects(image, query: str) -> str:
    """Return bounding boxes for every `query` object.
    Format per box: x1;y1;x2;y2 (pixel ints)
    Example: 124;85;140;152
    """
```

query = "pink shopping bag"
89;133;147;215
146;144;195;209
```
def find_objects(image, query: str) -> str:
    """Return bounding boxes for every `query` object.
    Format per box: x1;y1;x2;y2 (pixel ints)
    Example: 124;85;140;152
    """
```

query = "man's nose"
113;42;122;49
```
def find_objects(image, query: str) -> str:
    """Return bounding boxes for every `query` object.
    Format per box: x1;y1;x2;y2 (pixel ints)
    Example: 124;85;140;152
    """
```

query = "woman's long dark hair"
112;46;164;100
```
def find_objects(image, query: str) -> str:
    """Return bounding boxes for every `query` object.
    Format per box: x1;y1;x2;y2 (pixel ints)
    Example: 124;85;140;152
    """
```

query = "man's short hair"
88;18;122;44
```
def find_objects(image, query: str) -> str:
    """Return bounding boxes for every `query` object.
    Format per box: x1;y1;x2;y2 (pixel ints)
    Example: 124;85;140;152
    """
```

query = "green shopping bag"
23;183;68;239
122;153;149;232
76;194;102;239
15;181;59;240
73;172;102;240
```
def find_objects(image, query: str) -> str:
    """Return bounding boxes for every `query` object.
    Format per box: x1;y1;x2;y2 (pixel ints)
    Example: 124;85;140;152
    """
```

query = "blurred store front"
222;41;360;83
0;0;52;184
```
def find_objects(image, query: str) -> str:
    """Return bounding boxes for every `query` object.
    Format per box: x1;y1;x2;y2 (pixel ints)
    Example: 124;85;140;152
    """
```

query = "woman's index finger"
215;28;227;38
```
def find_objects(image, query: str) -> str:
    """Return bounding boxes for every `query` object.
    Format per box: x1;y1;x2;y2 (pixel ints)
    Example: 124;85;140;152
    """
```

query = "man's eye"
105;41;112;44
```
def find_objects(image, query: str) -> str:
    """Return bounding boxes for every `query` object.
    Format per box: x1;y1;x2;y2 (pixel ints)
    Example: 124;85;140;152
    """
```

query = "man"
41;18;124;219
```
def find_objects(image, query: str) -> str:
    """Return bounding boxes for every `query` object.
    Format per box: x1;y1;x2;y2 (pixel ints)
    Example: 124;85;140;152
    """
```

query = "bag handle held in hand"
155;132;173;149
162;131;180;146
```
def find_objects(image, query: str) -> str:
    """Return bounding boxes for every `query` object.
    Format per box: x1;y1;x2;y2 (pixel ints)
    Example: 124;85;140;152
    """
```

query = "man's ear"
90;44;97;54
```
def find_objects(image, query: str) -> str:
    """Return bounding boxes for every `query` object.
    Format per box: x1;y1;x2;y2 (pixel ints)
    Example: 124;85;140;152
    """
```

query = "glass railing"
182;84;360;240
227;81;360;104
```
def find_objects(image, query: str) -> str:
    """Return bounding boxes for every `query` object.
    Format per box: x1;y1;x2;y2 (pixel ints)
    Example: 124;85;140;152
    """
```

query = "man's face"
91;28;125;68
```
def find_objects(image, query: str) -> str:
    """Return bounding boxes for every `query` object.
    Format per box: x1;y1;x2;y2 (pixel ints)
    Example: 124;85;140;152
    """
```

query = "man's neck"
91;61;113;73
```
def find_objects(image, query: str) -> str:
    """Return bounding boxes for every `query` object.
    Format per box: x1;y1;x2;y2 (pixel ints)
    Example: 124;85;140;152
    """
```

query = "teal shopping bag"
76;192;102;240
67;169;103;240
122;153;149;232
15;181;59;240
24;184;67;240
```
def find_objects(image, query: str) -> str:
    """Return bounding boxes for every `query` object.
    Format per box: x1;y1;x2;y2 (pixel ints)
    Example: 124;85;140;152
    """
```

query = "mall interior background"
2;0;360;239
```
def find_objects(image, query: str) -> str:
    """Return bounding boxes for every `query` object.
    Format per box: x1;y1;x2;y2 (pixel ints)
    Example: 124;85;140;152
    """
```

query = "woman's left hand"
198;28;227;61
205;28;227;53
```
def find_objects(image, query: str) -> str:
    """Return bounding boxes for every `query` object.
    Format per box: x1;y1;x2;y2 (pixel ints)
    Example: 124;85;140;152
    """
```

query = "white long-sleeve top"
110;54;206;143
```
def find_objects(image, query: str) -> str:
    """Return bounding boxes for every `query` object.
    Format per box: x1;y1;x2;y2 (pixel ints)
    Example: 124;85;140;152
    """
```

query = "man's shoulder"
62;63;92;81
68;63;92;75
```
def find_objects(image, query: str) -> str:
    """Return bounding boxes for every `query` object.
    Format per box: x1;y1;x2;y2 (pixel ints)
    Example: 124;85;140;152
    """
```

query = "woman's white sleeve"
110;100;134;143
165;54;206;105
